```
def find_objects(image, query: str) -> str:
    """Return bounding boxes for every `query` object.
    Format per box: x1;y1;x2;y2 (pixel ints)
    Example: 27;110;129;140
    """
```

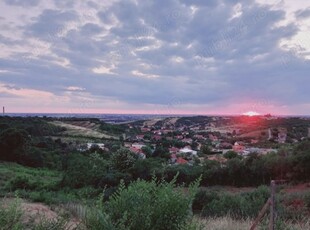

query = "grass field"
50;121;119;140
1;162;310;229
0;162;62;193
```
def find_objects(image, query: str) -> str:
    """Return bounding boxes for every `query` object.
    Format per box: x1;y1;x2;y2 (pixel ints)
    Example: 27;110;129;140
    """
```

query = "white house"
179;147;197;156
87;143;105;150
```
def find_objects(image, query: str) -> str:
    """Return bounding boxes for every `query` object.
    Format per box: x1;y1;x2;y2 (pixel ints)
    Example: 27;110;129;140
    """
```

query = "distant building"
233;142;245;153
132;143;146;149
176;157;188;165
87;143;105;150
179;147;197;156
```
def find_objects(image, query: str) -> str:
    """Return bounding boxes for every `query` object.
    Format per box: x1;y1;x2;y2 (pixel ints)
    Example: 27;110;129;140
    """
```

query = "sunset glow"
243;111;260;116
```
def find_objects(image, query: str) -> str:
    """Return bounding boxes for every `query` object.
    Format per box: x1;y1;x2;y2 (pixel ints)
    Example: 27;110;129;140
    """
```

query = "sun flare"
243;111;260;116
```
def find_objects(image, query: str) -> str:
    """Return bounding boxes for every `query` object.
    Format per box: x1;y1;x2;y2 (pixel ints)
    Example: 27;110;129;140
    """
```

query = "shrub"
201;186;269;219
83;176;200;230
8;175;38;190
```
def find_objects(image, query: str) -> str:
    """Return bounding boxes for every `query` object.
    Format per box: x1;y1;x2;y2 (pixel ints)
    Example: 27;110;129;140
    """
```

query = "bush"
8;175;38;190
201;186;269;219
83;177;200;230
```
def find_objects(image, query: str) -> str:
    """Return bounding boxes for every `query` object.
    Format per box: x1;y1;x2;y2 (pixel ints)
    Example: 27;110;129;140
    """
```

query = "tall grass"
197;216;310;230
0;198;23;230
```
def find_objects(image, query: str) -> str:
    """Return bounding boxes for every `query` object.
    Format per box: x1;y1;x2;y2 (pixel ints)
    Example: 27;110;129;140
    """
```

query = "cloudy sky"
0;0;310;115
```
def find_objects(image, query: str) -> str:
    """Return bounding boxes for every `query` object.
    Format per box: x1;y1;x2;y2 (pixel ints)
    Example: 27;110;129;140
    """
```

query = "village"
81;115;310;165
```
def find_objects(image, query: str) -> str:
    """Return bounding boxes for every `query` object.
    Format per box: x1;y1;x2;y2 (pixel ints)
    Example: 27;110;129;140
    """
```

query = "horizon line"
2;112;310;117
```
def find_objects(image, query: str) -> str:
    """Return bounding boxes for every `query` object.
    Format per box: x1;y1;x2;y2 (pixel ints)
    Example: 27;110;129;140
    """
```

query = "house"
132;142;146;149
176;157;188;165
169;147;180;154
86;143;105;150
179;147;197;156
219;142;233;149
124;142;132;147
182;138;193;144
141;127;150;132
153;135;162;141
251;139;259;144
278;133;287;144
207;155;227;164
153;131;162;135
233;142;246;153
136;135;145;140
209;134;218;142
170;153;177;164
162;129;173;134
194;134;205;140
129;147;146;159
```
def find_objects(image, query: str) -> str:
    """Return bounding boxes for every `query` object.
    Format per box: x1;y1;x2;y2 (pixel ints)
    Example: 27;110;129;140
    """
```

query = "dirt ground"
2;198;80;229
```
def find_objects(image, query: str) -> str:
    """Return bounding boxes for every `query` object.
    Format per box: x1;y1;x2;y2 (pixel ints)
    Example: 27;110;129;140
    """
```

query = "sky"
0;0;310;115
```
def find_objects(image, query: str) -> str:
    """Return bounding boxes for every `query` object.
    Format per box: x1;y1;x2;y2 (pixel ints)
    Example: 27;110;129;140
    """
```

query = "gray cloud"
0;0;309;114
295;8;310;19
4;0;39;7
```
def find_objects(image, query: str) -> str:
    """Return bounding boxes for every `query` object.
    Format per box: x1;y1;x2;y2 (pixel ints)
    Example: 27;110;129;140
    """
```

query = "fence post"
269;180;276;230
250;198;271;230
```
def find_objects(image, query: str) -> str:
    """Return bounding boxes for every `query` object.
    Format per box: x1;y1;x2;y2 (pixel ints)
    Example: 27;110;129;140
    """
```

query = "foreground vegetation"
1;116;310;229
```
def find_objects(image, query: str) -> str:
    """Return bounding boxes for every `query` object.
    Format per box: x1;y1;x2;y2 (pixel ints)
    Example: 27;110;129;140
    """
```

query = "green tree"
223;150;240;159
201;145;212;155
110;148;138;172
141;146;152;157
0;128;30;162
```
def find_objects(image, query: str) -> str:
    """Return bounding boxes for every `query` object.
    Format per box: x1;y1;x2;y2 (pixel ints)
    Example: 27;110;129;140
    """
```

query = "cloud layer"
0;0;310;115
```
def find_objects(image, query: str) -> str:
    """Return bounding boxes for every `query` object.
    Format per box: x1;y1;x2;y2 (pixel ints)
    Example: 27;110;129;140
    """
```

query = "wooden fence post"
269;180;276;230
250;198;271;230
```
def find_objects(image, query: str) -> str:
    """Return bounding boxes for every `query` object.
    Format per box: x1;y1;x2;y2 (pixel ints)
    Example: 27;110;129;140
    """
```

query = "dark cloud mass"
0;0;309;114
295;8;310;19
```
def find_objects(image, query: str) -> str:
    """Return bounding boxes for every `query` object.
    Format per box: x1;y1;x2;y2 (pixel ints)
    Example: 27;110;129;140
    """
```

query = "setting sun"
243;111;260;116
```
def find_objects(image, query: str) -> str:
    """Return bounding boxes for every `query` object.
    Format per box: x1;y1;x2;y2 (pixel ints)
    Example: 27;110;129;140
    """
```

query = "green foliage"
304;192;310;209
141;146;153;157
223;151;240;159
0;162;61;192
0;199;23;230
99;122;126;135
201;186;269;219
8;175;39;190
0;128;30;162
201;145;212;155
110;148;138;173
0;117;64;137
83;177;201;230
62;153;109;188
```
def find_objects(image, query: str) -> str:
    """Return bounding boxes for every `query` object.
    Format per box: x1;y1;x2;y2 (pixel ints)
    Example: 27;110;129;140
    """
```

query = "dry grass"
196;216;252;230
50;121;118;139
196;216;310;230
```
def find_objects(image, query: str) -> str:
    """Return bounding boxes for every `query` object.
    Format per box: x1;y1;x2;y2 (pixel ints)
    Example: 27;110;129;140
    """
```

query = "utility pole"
2;106;4;115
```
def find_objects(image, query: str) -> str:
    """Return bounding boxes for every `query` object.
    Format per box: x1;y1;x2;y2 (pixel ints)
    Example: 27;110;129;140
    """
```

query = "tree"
0;128;30;162
223;151;240;159
201;145;212;155
141;146;152;157
110;148;138;172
